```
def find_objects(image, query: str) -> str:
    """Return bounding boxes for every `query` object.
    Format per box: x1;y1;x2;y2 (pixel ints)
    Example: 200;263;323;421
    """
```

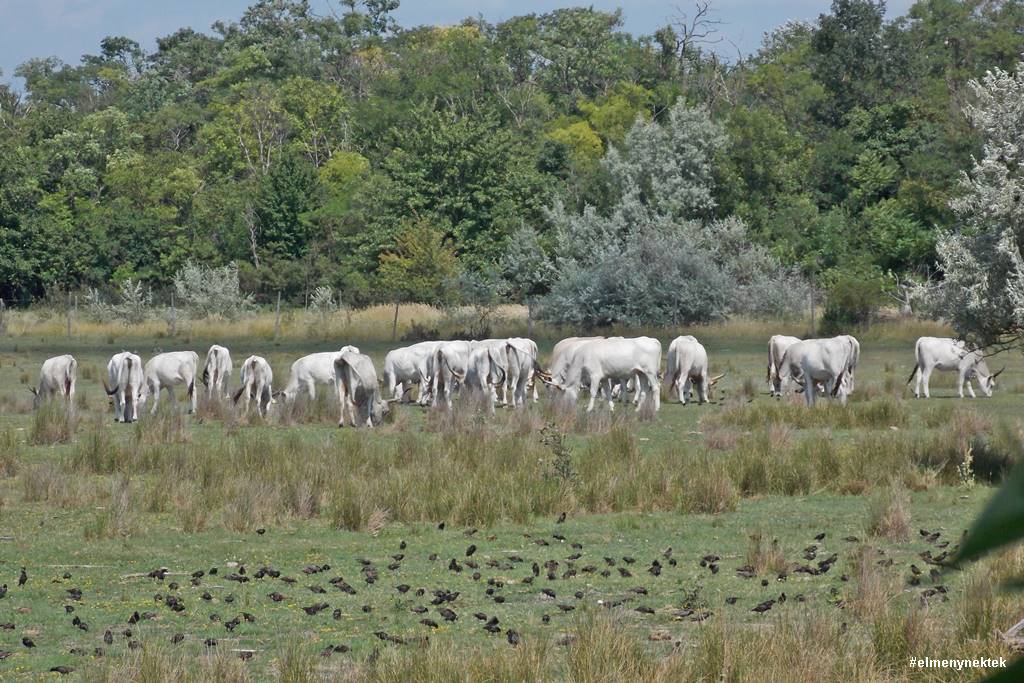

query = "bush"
820;266;884;334
173;261;254;321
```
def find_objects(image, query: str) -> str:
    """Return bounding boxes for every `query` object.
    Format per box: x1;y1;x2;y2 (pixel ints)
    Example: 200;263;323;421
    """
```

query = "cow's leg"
914;367;922;398
585;376;602;412
113;392;123;422
149;381;161;414
920;367;932;399
697;377;708;404
804;378;815;406
966;376;977;398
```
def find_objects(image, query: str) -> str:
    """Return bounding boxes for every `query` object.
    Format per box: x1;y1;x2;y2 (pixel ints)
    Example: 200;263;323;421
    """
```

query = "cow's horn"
27;386;38;396
709;373;726;385
992;366;1006;379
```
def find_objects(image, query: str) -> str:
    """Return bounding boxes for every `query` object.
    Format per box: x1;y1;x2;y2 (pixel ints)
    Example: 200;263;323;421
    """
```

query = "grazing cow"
32;355;77;408
550;337;662;412
382;341;443;405
276;347;360;403
334;351;391;427
465;343;510;413
103;351;143;422
431;341;473;408
233;355;274;417
547;337;604;386
201;345;233;399
505;338;540;407
665;336;723;405
907;337;1003;398
791;337;859;406
139;351;200;414
767;335;802;396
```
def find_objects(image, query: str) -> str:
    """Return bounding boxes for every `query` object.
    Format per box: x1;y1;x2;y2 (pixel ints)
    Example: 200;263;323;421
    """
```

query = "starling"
22;637;35;648
239;651;254;661
0;651;10;661
420;619;439;629
333;609;343;620
103;630;113;645
618;568;632;578
507;629;521;646
309;585;327;594
438;521;446;530
725;597;738;605
411;606;428;614
541;588;556;599
303;602;329;615
18;567;27;587
397;584;411;594
268;592;285;602
0;623;13;630
204;639;217;648
256;528;265;535
0;585;6;599
466;545;477;557
635;606;655;615
50;666;74;675
225;616;241;632
128;641;142;650
623;556;636;564
362;605;372;613
493;595;506;604
202;591;213;601
814;532;826;541
557;603;575;612
752;599;775;614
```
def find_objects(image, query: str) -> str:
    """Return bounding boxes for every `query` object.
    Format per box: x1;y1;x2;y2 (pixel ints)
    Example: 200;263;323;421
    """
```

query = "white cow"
792;337;858;406
665;336;723;405
32;354;77;408
551;336;662;412
506;338;540;407
334;350;391;427
431;341;473;408
767;335;802;396
139;351;200;414
277;347;360;403
382;341;443;405
103;351;143;422
201;345;233;399
907;337;1003;398
464;343;510;413
547;336;604;388
233;355;274;417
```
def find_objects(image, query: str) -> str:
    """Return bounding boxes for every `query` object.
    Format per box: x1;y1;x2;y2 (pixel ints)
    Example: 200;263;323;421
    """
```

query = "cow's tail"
187;379;195;400
232;384;247;404
831;370;846;397
65;357;77;396
905;364;918;386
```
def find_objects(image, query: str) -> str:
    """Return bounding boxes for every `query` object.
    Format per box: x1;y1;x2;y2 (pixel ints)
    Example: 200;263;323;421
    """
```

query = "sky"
0;0;917;90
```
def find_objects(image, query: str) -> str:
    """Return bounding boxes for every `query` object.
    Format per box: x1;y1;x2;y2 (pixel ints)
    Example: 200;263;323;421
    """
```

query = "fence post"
274;291;282;342
66;289;72;339
391;302;399;342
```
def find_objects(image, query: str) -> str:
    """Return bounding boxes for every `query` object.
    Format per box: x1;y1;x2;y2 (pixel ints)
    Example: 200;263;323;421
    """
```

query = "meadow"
0;309;1021;681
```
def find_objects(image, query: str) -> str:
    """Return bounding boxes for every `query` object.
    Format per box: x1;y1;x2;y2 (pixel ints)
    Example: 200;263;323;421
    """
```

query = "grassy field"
0;313;1021;681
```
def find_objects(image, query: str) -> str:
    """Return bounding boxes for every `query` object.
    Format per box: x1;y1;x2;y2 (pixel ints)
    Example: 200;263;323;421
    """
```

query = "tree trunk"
274;291;282;341
391;302;400;342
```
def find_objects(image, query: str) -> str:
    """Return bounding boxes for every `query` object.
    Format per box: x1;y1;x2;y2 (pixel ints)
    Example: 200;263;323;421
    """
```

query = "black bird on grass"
171;633;184;644
303;602;329;615
420;618;439;629
0;623;13;630
752;599;775;614
507;629;520;646
541;588;556;599
725;597;738;605
204;638;217;648
0;584;6;599
0;651;11;661
225;616;241;632
618;568;632;578
466;545;477;557
814;532;826;541
103;630;113;645
22;637;35;648
50;666;74;675
18;567;27;587
268;592;285;602
411;606;428;614
333;609;343;620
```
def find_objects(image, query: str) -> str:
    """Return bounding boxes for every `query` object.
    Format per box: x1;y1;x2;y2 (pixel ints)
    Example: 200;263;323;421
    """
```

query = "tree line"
1;0;1023;329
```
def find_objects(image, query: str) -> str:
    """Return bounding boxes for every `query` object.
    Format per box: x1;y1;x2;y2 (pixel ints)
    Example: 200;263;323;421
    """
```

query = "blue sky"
0;1;916;89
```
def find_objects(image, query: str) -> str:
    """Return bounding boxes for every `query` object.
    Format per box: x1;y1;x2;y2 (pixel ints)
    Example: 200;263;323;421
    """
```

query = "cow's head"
974;360;1003;397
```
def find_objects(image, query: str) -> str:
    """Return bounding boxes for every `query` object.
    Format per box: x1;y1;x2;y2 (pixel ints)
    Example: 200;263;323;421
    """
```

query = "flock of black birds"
0;516;962;674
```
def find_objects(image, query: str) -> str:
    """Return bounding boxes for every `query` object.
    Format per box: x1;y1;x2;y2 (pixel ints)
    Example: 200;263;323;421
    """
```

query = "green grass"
0;319;1021;680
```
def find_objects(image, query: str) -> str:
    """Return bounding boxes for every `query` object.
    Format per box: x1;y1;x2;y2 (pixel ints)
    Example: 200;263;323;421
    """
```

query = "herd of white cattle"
27;334;1005;427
